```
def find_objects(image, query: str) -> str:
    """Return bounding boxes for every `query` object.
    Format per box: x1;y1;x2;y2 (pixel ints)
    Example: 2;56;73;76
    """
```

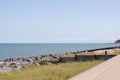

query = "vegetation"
0;60;102;80
8;63;16;68
115;39;120;43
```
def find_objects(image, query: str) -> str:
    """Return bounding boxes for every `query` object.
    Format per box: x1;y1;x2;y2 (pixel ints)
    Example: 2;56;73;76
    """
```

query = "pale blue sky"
0;0;120;43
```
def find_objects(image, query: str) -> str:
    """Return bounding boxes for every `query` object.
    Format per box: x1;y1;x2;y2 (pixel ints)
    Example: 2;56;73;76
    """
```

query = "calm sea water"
0;43;120;60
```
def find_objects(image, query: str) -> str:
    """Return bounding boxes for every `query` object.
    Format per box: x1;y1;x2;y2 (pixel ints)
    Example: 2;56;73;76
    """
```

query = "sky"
0;0;120;43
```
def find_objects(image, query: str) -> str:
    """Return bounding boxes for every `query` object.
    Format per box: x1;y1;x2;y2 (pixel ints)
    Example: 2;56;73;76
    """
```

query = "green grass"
0;60;103;80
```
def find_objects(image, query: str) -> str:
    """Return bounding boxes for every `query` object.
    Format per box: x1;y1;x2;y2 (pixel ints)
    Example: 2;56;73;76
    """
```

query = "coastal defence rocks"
0;55;60;72
1;54;115;72
0;46;120;73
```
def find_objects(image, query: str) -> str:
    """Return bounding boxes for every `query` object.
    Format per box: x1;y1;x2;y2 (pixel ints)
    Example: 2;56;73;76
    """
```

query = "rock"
32;62;40;66
39;61;52;65
1;66;12;72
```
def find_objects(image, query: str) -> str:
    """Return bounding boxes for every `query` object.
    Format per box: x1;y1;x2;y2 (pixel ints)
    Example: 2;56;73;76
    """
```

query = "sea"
0;43;120;60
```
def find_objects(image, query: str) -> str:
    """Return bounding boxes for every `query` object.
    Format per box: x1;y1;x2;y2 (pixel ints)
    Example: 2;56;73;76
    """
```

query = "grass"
0;60;103;80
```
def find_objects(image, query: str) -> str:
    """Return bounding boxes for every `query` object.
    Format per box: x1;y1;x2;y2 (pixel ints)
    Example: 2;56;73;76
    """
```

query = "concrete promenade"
68;55;120;80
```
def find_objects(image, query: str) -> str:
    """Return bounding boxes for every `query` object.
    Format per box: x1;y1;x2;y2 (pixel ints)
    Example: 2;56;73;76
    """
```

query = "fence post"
105;50;108;60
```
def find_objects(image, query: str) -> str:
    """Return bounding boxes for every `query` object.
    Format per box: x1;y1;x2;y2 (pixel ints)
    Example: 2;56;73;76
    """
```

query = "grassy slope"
0;60;102;80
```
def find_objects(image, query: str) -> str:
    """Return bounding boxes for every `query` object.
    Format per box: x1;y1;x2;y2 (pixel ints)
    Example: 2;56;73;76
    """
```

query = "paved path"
68;55;120;80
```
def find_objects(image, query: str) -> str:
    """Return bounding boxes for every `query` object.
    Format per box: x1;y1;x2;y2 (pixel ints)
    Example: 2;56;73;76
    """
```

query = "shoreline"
0;43;120;60
0;46;120;73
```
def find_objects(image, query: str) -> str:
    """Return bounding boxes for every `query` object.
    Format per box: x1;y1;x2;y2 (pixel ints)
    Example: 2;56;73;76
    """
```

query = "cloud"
55;36;115;43
56;37;89;42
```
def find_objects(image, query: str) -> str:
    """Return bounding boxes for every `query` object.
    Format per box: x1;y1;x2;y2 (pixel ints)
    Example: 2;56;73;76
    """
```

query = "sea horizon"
0;43;120;60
